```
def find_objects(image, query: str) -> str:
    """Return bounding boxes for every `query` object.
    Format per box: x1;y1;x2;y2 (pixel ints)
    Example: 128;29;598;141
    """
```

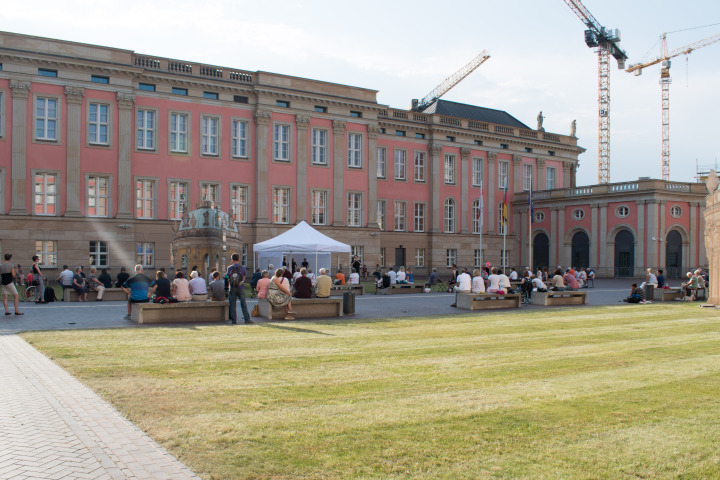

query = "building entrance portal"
533;232;550;270
395;247;406;268
571;231;590;270
614;229;635;277
665;229;683;278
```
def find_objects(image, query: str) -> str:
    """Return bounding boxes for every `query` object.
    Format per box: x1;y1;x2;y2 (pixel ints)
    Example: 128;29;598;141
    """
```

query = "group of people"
621;267;708;303
375;266;415;290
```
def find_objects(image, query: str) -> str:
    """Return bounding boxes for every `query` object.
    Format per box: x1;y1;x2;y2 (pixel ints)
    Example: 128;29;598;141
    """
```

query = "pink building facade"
0;32;707;278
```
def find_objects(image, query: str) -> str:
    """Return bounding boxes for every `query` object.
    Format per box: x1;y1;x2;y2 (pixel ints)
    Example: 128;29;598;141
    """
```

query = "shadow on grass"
255;322;335;336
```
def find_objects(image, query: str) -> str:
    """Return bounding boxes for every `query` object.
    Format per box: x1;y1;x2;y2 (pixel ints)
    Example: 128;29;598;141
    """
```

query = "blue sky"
3;0;719;186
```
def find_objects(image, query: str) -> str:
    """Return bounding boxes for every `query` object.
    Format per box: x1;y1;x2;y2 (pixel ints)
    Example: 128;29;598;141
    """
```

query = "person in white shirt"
349;268;360;285
307;268;316;286
509;267;518;281
497;268;511;294
639;267;658;290
293;270;303;284
396;266;406;283
487;267;502;293
450;268;472;307
531;276;548;291
471;268;486;294
387;267;397;284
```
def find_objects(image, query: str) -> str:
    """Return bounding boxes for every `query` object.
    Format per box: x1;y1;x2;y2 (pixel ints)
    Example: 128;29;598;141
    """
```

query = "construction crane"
626;32;720;181
563;0;628;184
412;50;491;112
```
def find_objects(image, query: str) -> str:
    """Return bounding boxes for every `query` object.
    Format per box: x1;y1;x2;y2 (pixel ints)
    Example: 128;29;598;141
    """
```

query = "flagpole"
528;178;533;271
479;184;483;268
502;185;507;269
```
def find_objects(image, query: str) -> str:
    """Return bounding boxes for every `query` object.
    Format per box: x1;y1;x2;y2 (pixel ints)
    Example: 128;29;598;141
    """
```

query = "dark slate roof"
421;99;530;130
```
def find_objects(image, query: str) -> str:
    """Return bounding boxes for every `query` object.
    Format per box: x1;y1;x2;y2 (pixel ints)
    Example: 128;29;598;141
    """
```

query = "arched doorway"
571;231;590;269
665;230;683;278
533;232;549;270
614;229;635;277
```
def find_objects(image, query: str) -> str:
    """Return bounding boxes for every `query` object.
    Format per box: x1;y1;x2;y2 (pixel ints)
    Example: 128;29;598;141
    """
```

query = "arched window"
471;199;482;234
444;198;455;233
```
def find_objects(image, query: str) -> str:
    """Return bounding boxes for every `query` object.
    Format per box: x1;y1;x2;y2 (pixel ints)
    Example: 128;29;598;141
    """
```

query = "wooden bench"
69;287;127;302
330;284;365;296
386;284;424;294
531;290;587;306
457;292;521;310
131;300;228;324
653;287;683;301
257;297;343;320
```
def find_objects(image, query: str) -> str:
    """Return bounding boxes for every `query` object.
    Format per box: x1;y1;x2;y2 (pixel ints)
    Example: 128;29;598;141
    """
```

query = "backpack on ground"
229;265;242;288
44;287;57;303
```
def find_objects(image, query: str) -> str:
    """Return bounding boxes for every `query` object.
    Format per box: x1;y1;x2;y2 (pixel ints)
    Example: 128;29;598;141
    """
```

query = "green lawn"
21;304;720;480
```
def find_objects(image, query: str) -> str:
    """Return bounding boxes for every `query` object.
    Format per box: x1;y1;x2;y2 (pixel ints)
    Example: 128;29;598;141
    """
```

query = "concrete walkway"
0;278;661;479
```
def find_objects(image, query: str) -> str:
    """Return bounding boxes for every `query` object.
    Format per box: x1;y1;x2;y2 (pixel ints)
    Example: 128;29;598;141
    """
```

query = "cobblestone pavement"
0;278;650;479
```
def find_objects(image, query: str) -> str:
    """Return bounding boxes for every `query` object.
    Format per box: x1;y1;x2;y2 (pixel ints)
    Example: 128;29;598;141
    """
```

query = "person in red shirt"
563;269;580;290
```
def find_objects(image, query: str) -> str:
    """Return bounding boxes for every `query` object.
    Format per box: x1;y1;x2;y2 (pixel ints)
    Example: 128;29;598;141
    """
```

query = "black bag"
44;287;56;303
228;265;242;288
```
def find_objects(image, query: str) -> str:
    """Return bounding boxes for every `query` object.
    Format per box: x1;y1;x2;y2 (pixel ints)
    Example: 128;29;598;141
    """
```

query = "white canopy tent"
252;221;352;275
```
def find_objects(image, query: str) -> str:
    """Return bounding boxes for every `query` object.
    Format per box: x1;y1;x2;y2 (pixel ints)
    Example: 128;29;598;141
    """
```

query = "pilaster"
429;143;442;232
563;162;571;189
659;201;666;267
295;115;310;222
460;147;471;234
254;110;272;223
512;155;522;194
549;207;557;267
64;86;85;217
367;124;380;228
332;120;346;226
116;92;134;219
636;200;646;275
646;199;658;268
599;202;608;272
487;152;496;234
536;158;546;191
590;203;598;268
698;203;707;267
9;80;31;215
690;201;699;267
557;205;566;266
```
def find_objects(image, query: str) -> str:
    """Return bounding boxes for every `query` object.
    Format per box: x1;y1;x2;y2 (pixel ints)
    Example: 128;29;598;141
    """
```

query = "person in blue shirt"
656;269;666;288
121;264;151;320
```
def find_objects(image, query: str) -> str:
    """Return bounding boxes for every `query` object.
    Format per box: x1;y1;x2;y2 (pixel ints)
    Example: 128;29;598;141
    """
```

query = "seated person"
188;271;208;301
293;268;313;298
396;267;407;284
450;268;472;307
307;268;316;285
681;272;698;300
115;267;130;288
487;267;502;293
563;269;580;290
86;266;106;301
334;269;346;285
471;268;486;294
349;268;360;285
377;272;391;290
508;267;518;281
656;269;666;288
497;268;511;293
98;268;113;289
387;267;397;284
406;268;414;284
316;268;332;298
531;275;548;291
551;269;566;291
249;268;262;297
72;266;89;301
425;268;439;287
172;271;191;302
256;271;271;299
623;283;646;303
150;270;176;303
208;271;226;301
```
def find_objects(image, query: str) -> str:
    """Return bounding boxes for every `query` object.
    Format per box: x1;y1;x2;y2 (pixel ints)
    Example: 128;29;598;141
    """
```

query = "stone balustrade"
514;178;706;201
133;54;254;84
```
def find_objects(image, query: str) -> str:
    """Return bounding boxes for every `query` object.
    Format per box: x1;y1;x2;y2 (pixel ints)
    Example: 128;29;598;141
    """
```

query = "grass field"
21;304;720;480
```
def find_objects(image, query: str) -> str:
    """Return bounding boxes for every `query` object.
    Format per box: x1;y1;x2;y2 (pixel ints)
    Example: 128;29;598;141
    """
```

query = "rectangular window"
548;151;556;157
137;242;154;267
525;147;533;153
276;100;290;108
498;160;509;189
169;181;187;220
310;190;328;225
91;75;109;84
136;179;155;219
349;110;362;118
89;241;109;267
273;124;290;161
415;133;425;139
500;250;509;268
472;157;484;187
231;119;248;158
170;112;188;153
87;175;109;217
273;187;290;224
314;105;327;113
88;103;109;145
413;203;425;232
351;246;364;263
446;249;457;268
347;192;362;227
203;91;219;100
415;248;425;267
36;97;58;140
474;249;483;267
242;244;248;266
377;147;387;178
201;116;219;156
0;92;3;137
34;173;57;215
394;149;407;180
137;109;155;150
347;132;363;168
171;87;187;96
311;128;327;165
444;154;456;184
138;83;156;92
523;164;533;191
35;240;57;268
395;130;406;137
233;95;248;103
475;140;483;146
38;68;57;77
200;182;220;205
446;136;455;142
414;152;426;182
546;167;556;190
377;200;385;231
393;201;406;232
500;143;509;149
231;185;248;223
380;247;385;267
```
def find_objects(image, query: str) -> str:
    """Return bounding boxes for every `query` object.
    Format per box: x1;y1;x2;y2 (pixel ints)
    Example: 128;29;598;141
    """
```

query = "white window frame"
135;178;156;219
572;208;585;220
472;157;484;187
137;242;155;268
472;199;482;234
89;241;109;267
413;202;425;232
88;102;110;145
200;182;221;207
534;211;545;222
168;180;188;221
444;154;456;185
443;198;455;233
35;96;59;141
33;171;59;216
546;166;556;190
414;151;426;182
86;174;110;218
36;240;58;268
310;189;328;225
231;119;249;158
351;246;364;264
377;147;387;178
273;123;291;162
498;160;509;189
311;128;328;165
169;112;189;153
393;201;407;232
230;184;249;223
670;205;682;218
522;164;533;191
474;249;483;268
498;203;507;234
136;108;156;150
500;249;509;268
347;132;363;168
201;115;220;156
446;249;457;268
273;187;291;224
394;149;407;180
377;200;385;231
415;248;425;267
616;205;629;218
380;247;386;268
347;192;363;227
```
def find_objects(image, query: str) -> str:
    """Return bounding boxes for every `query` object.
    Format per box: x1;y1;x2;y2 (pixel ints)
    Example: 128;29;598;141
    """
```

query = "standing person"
352;255;361;275
1;254;22;315
301;257;309;270
87;267;106;301
121;265;151;320
31;255;46;304
72;266;89;302
227;253;251;325
291;258;298;274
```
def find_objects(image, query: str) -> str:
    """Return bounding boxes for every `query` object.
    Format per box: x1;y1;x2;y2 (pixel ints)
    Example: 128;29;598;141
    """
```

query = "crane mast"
413;51;491;112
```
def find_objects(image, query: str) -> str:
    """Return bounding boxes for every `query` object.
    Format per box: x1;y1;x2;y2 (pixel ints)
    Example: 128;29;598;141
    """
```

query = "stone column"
64;86;85;217
536;158;546;191
690;201;699;267
519;207;527;266
9;80;31;215
570;164;577;188
487;152;496;234
563;162;571;189
699;203;707;267
646;199;658;267
460;147;471;234
429;143;442;232
116;92;134;219
512;154;522;194
636;200;645;275
599;202;608;274
367;124;380;228
549;207;557;267
295;115;310;222
254;110;272;223
558;206;566;266
591;203;599;268
332;120;346;226
659;201;666;267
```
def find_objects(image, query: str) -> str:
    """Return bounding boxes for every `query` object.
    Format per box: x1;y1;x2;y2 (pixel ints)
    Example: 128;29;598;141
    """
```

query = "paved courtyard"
0;279;654;479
